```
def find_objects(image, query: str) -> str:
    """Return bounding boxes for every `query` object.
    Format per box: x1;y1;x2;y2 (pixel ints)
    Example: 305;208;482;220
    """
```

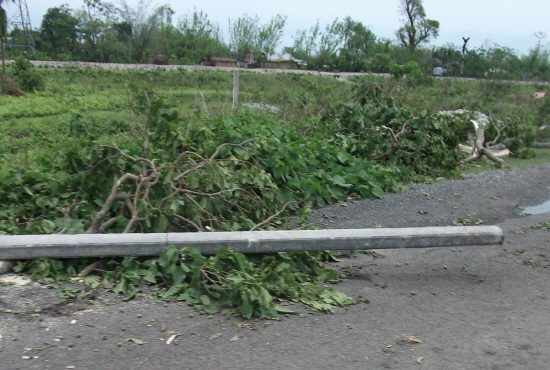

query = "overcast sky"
15;0;550;56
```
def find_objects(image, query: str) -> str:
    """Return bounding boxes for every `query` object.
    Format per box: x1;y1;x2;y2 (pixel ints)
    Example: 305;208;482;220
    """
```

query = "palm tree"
1;0;15;76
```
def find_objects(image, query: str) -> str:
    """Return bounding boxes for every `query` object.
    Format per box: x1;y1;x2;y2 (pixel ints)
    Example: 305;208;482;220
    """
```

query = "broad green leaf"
203;303;220;314
126;338;144;345
186;172;200;189
371;185;385;199
274;305;298;314
155;214;169;233
41;220;56;234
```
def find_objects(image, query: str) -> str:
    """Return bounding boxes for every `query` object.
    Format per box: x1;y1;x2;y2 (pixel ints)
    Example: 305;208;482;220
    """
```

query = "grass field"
1;65;549;180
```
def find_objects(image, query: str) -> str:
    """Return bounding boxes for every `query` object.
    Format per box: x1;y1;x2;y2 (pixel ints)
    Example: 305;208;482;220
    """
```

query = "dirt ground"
1;164;550;370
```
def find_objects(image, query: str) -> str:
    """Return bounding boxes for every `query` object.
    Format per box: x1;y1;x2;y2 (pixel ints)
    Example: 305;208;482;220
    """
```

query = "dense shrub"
11;56;46;92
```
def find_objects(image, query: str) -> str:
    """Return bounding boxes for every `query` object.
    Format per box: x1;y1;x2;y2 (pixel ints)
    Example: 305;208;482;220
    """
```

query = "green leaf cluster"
14;247;355;319
205;112;402;208
157;246;352;318
320;80;469;177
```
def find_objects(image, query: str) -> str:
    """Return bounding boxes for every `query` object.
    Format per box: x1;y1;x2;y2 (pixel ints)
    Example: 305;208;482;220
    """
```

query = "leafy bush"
321;80;468;177
29;53;53;61
484;115;537;155
389;60;419;80
11;57;46;92
535;96;550;128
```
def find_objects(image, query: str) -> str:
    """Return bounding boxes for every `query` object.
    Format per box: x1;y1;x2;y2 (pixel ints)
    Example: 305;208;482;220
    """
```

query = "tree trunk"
1;36;5;76
1;37;5;94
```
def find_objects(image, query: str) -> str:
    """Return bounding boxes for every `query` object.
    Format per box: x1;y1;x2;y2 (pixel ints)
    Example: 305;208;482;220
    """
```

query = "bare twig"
250;201;297;231
486;114;510;147
380;125;402;147
86;173;139;233
78;258;109;277
97;217;119;233
201;267;231;298
63;200;88;220
173;214;202;232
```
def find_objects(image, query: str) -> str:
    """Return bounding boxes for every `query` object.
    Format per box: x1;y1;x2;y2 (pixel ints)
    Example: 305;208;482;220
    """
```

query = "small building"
249;53;301;69
200;57;247;68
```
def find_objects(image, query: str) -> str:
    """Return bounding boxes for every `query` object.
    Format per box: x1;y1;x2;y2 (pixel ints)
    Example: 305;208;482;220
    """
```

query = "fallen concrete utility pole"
0;226;503;260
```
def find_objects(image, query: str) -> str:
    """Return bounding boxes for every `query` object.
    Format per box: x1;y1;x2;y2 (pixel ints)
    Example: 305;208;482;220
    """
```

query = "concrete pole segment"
0;226;503;260
232;69;239;110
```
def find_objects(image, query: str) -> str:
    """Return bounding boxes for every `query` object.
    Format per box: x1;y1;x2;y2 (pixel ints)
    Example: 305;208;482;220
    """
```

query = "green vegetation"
2;66;549;317
4;0;549;80
533;221;550;231
14;248;355;318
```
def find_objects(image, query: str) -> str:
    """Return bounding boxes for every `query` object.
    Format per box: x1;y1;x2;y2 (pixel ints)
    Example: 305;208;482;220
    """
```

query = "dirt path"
1;164;549;370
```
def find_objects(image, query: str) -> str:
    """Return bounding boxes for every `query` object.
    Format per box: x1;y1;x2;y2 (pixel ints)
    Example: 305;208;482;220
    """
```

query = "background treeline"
5;0;550;80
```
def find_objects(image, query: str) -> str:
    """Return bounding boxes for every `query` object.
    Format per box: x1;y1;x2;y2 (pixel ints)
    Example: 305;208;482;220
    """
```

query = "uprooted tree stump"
439;110;510;167
461;119;510;166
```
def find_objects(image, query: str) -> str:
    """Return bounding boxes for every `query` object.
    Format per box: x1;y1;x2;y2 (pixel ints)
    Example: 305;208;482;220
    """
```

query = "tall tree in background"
177;9;227;63
156;5;175;63
285;21;320;62
334;17;377;71
395;0;439;52
228;13;258;60
256;14;286;58
229;13;286;61
75;0;119;61
1;0;15;75
522;32;549;80
40;5;79;57
286;19;341;69
112;20;132;61
117;0;162;63
286;17;376;72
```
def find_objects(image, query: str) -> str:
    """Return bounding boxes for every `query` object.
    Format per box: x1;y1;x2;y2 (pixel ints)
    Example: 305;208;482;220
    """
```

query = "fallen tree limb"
459;144;510;159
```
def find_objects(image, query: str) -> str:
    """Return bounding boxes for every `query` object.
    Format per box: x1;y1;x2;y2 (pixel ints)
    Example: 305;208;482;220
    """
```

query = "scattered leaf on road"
125;338;144;345
208;333;223;340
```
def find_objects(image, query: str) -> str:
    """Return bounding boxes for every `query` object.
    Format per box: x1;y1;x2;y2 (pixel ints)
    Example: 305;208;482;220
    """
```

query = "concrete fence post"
232;69;239;110
0;226;504;260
